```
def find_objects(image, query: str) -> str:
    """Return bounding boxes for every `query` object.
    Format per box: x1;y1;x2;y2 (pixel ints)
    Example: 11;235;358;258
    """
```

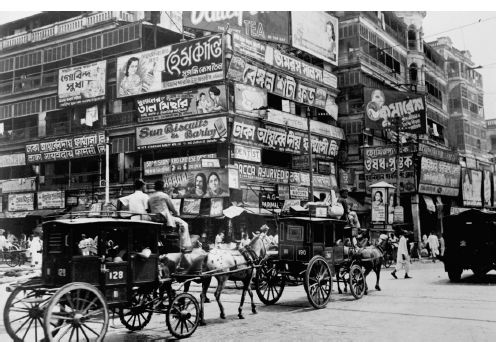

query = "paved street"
1;261;495;341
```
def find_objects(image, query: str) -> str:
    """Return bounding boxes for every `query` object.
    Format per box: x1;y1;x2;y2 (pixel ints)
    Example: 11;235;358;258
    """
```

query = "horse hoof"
338;291;342;294
220;314;226;319
252;309;257;314
375;286;381;291
364;291;368;295
238;314;245;319
204;297;211;303
200;320;207;326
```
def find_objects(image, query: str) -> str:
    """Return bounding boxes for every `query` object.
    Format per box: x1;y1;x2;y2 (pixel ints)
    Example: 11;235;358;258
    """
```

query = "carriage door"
102;227;128;304
42;223;71;286
311;223;325;257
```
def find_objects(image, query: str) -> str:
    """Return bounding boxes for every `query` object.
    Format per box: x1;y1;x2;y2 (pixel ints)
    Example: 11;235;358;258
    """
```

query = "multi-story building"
486;118;496;154
0;11;344;240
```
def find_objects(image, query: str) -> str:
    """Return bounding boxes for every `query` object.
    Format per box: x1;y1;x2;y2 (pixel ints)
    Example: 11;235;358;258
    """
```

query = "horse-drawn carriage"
254;215;367;309
3;214;204;341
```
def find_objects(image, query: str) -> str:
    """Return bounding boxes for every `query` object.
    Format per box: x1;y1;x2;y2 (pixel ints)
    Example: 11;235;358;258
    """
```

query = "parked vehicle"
443;209;496;281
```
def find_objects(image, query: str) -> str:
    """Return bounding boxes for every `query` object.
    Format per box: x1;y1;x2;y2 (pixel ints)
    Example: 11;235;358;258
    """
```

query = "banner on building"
291;12;339;66
364;145;416;193
38;191;65;209
136;116;227;150
418;157;460;197
364;88;426;134
136;85;227;122
144;153;217;176
483;170;493;207
26;131;106;164
234;83;267;115
8;193;34;211
163;168;229;198
117;34;223;98
58;61;106;107
461;168;482;207
0;153;26;168
183;11;290;44
418;143;458;163
232;32;267;62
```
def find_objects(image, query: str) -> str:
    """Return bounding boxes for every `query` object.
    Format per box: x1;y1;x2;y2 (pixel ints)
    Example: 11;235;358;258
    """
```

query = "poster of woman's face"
371;188;386;222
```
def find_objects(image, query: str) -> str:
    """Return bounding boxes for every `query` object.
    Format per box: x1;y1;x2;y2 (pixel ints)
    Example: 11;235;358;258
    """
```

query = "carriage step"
23;298;47;304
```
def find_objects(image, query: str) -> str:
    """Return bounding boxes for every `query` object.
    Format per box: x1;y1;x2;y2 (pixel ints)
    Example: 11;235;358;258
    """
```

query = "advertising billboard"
58;61;106;107
461;168;482;207
163;168;229;198
117;34;223;98
418;157;460;197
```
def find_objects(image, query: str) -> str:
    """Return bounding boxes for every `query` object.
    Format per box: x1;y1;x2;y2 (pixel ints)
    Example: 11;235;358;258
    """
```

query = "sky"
0;9;495;118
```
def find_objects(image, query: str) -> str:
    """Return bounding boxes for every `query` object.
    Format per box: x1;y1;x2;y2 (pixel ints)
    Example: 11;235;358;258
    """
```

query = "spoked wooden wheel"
304;256;332;309
118;287;154;331
255;259;285;305
3;285;51;341
43;282;109;342
166;293;200;339
6;251;19;267
349;264;366;299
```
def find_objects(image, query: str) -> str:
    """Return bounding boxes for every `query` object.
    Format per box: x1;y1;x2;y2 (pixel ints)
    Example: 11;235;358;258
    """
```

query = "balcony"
106;111;137;127
0;11;135;51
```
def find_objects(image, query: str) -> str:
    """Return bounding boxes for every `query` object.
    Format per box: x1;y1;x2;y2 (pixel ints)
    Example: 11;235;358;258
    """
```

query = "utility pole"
307;109;314;201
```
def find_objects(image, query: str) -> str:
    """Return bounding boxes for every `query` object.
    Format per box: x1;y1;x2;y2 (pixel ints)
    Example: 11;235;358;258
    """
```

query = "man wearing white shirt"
119;179;150;221
391;231;412;279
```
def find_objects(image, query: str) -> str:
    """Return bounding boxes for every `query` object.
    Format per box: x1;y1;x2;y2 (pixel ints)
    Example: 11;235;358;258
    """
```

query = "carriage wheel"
304;256;332;309
118;288;154;331
3;285;51;341
349;265;366;299
255;259;285;305
6;251;18;267
166;293;200;339
43;282;109;342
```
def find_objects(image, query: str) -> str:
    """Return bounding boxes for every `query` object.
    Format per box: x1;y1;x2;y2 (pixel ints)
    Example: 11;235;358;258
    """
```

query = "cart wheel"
4;285;51;342
43;282;109;342
255;259;285;305
349;265;365;299
6;251;18;267
166;293;200;339
304;256;332;309
118;288;154;331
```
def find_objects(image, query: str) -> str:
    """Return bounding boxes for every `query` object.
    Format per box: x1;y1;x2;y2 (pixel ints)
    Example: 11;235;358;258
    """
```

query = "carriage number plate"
57;268;66;277
298;250;307;256
108;271;124;280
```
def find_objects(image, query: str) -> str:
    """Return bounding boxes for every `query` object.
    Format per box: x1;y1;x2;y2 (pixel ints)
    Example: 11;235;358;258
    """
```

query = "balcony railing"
0;11;135;51
106;110;137;127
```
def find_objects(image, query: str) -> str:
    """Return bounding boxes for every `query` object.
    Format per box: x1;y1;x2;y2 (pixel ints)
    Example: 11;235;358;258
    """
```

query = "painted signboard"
418;157;460;197
144;153;216;176
117;34;223;98
0;153;26;168
364;88;427;134
371;188;387;222
136;116;228;150
234;83;268;115
364;145;416;193
183;11;290;44
461;168;482;207
291;12;339;66
38;191;65;209
8;193;34;211
26;131;106;164
233;144;261;163
163;168;229;198
0;177;36;193
58;61;106;107
232;32;267;62
135;85;227;122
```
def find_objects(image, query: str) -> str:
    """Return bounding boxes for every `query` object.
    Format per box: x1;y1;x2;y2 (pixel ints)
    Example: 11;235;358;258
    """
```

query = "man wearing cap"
119;179;150;221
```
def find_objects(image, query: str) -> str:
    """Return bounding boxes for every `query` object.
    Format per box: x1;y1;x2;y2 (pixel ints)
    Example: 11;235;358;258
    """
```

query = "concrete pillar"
38;111;46;137
118;152;125;183
411;193;421;242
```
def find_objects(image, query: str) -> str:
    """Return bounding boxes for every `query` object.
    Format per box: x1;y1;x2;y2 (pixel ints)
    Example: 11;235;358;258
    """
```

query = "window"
0;104;12;120
408;29;417;50
0;57;15;73
13;99;40;117
409;63;418;83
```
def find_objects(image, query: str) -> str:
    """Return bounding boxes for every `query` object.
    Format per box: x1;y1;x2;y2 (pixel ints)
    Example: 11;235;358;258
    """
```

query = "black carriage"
3;215;201;341
255;214;366;309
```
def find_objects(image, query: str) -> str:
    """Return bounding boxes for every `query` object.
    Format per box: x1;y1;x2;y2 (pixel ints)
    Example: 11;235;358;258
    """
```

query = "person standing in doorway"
391;231;412;279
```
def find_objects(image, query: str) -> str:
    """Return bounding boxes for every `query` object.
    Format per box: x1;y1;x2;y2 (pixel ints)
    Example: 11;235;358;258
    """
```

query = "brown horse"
198;235;267;324
354;238;388;295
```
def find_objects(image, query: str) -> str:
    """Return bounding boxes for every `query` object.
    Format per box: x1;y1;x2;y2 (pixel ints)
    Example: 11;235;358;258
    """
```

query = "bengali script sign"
8;193;34;211
0;177;36;193
183;11;290;44
364;88;427;134
0;153;26;168
144;153;217;175
291;12;339;66
461;168;482;207
418;157;460;197
364;146;416;193
418;143;458;163
58;61;106;107
136;117;227;150
135;85;227;122
26;132;106;164
117;34;223;98
162;168;229;198
232;32;266;62
38;191;65;209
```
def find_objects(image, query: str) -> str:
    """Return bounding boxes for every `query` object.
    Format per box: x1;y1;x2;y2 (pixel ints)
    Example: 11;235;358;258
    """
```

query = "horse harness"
238;246;260;267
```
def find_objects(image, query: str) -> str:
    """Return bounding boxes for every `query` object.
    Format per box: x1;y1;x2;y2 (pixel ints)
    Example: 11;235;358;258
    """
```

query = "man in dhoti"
391;231;412;279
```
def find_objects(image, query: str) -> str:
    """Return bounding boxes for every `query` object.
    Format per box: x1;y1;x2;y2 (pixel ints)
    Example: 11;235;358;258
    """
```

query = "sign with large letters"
58;61;106;107
8;193;34;211
418;157;460;197
38;191;65;209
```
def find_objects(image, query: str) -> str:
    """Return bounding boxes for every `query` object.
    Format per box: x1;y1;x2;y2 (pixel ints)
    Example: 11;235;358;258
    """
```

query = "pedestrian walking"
391;231;412;279
28;233;43;267
428;232;439;262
